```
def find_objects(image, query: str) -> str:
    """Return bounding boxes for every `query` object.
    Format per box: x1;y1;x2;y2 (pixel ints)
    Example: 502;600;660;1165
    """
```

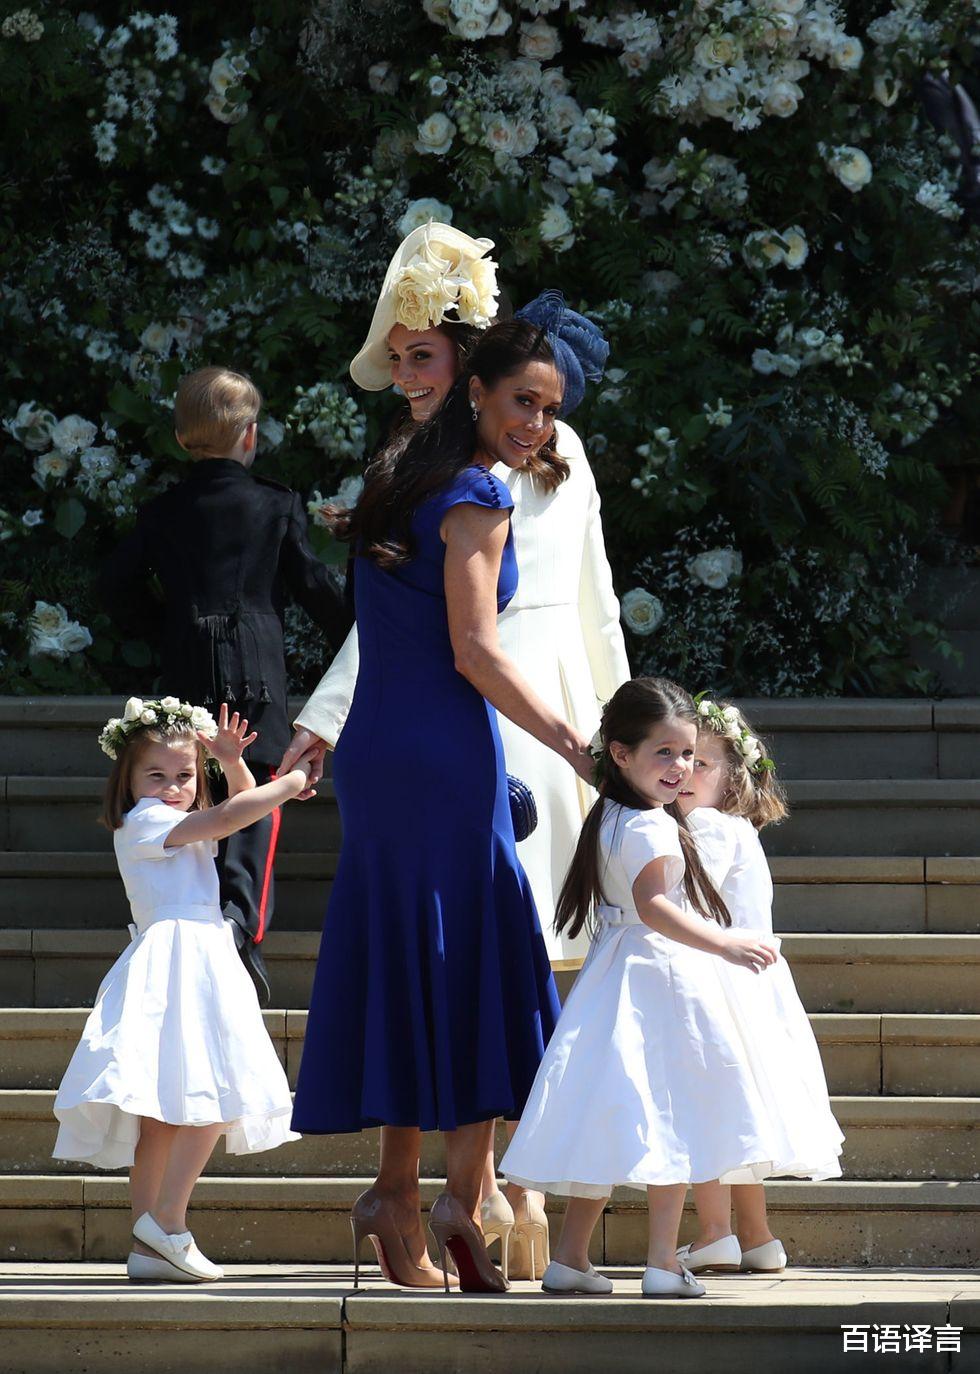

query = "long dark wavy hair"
555;677;732;940
331;319;570;568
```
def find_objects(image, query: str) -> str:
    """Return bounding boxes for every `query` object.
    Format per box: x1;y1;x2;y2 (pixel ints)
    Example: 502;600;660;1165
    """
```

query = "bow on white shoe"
641;1264;706;1298
132;1213;224;1281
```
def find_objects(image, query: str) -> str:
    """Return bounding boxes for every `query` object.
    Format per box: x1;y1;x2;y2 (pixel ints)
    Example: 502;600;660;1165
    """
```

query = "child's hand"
721;932;779;974
200;703;258;769
283;748;320;799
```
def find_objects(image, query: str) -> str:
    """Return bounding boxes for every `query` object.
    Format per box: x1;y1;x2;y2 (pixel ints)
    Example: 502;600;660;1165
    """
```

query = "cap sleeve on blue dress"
620;809;685;893
439;466;514;517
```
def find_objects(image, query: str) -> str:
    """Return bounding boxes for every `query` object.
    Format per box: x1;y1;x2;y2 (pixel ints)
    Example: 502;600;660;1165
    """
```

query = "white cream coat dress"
294;421;631;961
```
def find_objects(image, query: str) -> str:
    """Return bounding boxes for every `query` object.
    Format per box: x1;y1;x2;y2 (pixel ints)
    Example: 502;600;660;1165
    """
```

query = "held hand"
199;703;258;769
721;932;779;974
570;736;595;783
283;748;320;799
279;727;327;780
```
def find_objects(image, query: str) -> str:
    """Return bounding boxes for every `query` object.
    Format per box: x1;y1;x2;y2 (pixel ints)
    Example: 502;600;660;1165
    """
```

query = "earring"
470;401;479;422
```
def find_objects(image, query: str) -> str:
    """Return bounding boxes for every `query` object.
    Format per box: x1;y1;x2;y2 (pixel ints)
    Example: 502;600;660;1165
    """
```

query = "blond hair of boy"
175;367;262;463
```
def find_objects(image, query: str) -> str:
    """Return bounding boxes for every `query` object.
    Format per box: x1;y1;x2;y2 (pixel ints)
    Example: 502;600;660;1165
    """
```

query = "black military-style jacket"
98;459;352;763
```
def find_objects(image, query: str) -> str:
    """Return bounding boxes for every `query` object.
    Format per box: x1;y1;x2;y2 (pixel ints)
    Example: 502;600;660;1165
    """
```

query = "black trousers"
214;762;281;946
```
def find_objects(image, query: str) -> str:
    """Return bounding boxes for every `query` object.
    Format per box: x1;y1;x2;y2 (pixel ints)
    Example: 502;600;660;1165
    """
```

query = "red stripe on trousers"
255;802;281;945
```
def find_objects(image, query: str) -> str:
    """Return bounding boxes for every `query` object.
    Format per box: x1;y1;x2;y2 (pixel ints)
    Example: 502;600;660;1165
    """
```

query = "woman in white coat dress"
280;224;630;1280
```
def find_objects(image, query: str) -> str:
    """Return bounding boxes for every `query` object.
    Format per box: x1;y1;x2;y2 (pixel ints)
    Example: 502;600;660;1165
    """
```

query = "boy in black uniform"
99;366;352;1003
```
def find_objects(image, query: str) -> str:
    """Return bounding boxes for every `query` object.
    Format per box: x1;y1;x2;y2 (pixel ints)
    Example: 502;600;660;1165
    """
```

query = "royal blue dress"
292;465;561;1134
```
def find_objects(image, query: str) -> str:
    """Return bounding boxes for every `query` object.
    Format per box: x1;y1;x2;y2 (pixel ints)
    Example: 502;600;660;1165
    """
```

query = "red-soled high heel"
427;1191;509;1294
351;1188;453;1290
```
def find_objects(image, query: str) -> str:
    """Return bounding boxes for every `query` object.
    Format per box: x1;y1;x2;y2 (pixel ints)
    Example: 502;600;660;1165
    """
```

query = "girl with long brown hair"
500;677;795;1298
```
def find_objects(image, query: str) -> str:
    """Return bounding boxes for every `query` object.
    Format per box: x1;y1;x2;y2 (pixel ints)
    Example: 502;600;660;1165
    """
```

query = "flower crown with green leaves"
99;696;218;762
694;693;775;775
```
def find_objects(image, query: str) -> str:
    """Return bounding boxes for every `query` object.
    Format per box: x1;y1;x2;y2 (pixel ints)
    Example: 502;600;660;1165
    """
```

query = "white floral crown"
99;696;218;761
392;228;499;333
694;694;774;775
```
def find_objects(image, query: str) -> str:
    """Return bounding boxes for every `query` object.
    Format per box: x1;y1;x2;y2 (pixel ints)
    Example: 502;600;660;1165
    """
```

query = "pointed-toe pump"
428;1192;509;1294
480;1191;515;1282
351;1189;453;1290
507;1191;550;1281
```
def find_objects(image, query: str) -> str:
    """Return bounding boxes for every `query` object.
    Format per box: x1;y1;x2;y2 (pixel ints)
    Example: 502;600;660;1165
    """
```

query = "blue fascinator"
514;289;610;416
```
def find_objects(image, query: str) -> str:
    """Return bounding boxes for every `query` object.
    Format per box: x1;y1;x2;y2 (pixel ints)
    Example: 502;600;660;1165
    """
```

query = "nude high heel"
480;1191;515;1282
350;1188;452;1290
428;1192;509;1294
508;1191;550;1281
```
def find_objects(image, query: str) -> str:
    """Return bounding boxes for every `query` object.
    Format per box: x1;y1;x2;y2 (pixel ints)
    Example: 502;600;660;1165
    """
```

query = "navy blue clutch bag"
507;774;538;842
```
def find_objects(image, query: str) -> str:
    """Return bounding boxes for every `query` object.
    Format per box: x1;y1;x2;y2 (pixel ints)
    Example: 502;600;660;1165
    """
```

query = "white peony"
829;146;872;192
689;547;743;589
394;258;457;331
397;197;454;237
621;588;665;636
50;415;98;454
123;696;145;723
415;112;456;156
519;18;561;61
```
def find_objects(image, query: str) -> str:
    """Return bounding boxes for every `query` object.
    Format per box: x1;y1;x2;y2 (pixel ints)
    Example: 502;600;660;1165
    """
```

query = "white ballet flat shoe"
642;1264;705;1298
676;1234;741;1273
127;1251;206;1284
739;1239;787;1272
542;1260;614;1295
132;1213;223;1281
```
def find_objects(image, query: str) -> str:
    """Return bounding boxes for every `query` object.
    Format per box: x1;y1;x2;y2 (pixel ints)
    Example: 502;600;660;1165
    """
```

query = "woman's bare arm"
443;502;592;780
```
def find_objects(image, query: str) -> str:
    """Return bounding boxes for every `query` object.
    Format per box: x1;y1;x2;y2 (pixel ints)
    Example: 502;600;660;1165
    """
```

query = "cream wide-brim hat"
349;222;497;392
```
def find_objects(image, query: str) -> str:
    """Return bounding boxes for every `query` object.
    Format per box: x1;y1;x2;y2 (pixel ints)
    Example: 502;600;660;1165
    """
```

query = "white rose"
33;601;68;632
512;120;539;158
60;622;93;655
694;32;742;68
140;321;174;355
829;35;863;70
190;705;215;733
50;415;98;454
539;202;574;249
764;79;800;117
620;588;665;636
699;75;738;118
485;115;516;154
781;225;808;268
487;6;512;35
394;259;456;331
415;112;456;156
33;452;71;485
698;700;713;717
722;706;740;721
502;57;542;95
798;327;826;348
423;0;451;23
689;547;743;589
752;348;778;375
519;18;561;61
160;695;182;712
539;66;569;99
206;92;246;125
830;146;872;192
367;61;398;94
209;56;238;97
397;197;454;238
140;708;158;725
123;696;145;723
453;12;490;38
180;703;194;718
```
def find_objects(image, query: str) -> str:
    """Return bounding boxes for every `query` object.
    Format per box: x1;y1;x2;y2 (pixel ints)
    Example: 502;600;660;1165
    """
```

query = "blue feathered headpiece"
514;289;609;416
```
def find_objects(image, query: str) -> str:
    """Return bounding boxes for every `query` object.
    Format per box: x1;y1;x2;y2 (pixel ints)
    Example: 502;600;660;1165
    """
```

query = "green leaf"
121;640;152;668
54;498;86;540
268;185;289;210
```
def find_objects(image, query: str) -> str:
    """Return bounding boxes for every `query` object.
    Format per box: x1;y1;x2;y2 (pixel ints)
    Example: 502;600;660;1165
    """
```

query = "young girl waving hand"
674;698;843;1276
53;699;316;1283
501;678;794;1298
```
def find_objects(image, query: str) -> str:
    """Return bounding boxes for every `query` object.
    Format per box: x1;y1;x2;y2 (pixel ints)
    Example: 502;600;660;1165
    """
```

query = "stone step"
0;1264;976;1374
2;1009;977;1097
4;1176;978;1270
3;1091;978;1181
3;930;978;1014
6;695;980;779
1;850;978;933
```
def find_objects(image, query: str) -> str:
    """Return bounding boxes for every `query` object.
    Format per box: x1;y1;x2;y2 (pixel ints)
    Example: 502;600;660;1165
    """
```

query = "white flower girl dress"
53;797;298;1167
501;802;842;1197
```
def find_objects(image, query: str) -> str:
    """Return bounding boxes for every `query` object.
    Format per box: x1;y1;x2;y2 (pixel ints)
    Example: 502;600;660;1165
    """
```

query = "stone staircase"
0;697;978;1372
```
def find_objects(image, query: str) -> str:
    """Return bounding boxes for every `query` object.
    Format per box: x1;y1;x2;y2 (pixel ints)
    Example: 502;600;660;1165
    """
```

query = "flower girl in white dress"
501;678;788;1299
53;699;317;1283
675;698;843;1276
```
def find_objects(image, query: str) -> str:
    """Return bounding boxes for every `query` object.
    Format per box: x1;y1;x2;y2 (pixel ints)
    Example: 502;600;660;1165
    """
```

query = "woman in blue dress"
291;296;607;1292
